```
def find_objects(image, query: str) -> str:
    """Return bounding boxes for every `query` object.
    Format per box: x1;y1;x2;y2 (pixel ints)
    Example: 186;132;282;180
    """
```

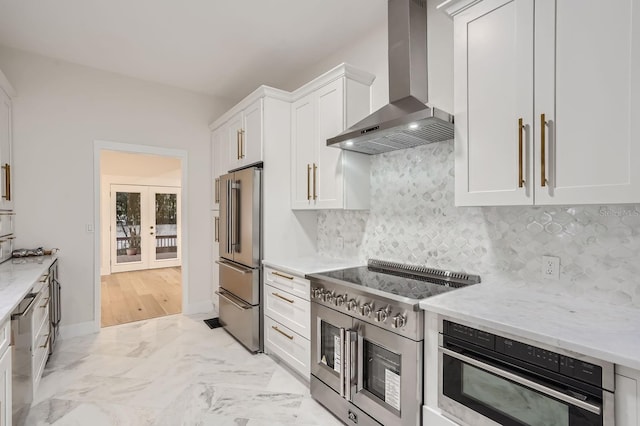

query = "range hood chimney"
327;0;454;155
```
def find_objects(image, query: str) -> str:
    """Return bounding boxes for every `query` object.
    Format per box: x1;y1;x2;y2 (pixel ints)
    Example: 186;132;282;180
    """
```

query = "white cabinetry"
451;0;640;206
211;125;228;211
263;266;311;379
227;98;263;170
291;66;375;210
0;78;14;211
0;320;10;426
616;365;640;426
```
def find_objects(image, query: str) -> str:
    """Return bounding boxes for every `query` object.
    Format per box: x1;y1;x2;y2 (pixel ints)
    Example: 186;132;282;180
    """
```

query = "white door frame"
93;140;189;332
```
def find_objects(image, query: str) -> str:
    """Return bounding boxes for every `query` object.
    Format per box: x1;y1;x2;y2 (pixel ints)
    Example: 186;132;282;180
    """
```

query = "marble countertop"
262;256;364;278
419;279;640;371
0;255;58;325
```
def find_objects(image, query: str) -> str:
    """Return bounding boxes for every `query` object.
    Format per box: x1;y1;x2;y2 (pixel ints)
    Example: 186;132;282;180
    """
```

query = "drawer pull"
39;274;50;282
272;271;294;280
272;292;294;304
272;325;294;340
39;334;50;348
40;297;50;308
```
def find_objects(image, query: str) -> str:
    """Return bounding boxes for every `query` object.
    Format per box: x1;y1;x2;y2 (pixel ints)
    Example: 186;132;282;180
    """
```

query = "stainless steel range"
307;259;480;426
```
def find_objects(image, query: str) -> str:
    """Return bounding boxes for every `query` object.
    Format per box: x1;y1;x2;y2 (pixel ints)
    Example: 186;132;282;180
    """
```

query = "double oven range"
307;259;480;426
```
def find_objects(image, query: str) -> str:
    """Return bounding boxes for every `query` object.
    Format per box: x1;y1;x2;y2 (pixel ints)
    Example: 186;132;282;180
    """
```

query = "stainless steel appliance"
308;259;480;426
439;318;615;426
10;292;37;424
216;165;262;352
327;0;454;155
48;259;61;355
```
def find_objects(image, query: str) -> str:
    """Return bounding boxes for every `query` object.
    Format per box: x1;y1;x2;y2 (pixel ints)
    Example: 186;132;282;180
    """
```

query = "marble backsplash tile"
317;141;640;306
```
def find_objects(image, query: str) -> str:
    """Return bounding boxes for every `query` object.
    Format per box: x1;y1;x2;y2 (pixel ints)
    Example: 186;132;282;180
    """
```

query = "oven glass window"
363;340;401;411
462;364;568;426
320;321;341;373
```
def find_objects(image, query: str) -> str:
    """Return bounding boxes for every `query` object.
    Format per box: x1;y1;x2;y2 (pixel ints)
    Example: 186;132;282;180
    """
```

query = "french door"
110;185;181;273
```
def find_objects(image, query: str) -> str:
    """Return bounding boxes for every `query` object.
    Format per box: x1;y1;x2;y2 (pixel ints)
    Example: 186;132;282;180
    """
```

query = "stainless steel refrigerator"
216;165;262;352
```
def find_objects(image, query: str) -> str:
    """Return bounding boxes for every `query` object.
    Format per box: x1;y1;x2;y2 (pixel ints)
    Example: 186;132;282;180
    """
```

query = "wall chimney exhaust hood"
327;0;454;155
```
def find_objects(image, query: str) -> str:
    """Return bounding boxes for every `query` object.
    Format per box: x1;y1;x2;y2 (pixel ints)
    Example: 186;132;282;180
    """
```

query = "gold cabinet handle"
307;164;311;200
39;334;50;348
312;163;317;200
272;271;294;280
40;297;50;308
237;129;241;160
272;292;294;304
39;274;50;282
271;325;294;340
240;129;245;159
518;118;525;188
1;163;10;201
540;113;547;187
214;216;219;242
214;178;220;204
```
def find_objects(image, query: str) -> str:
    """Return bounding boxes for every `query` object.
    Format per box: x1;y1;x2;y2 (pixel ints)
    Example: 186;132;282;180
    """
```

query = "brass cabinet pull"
312;163;317;200
272;271;294;280
307;164;311;200
240;129;245;158
2;163;10;201
237;130;241;159
39;334;50;348
39;274;50;282
214;216;219;242
214;178;220;204
272;325;294;340
272;292;294;304
540;113;547;187
518;118;525;188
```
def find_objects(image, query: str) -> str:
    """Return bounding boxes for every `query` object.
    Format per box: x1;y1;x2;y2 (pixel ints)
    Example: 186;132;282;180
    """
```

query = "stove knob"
323;291;335;303
392;314;407;329
346;299;359;312
374;309;389;323
311;288;323;299
361;303;373;317
334;295;345;307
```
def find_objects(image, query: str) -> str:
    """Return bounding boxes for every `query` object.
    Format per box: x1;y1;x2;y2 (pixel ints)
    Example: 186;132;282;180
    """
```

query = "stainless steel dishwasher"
11;292;37;425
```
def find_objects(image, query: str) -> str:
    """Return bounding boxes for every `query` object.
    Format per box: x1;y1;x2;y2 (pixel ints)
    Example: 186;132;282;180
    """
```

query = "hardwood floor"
101;267;182;327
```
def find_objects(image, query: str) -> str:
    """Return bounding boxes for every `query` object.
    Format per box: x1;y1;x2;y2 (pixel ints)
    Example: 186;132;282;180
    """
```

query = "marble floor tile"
26;313;345;426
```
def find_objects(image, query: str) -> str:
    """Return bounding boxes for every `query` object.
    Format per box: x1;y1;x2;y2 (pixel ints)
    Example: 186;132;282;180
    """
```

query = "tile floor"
25;313;344;426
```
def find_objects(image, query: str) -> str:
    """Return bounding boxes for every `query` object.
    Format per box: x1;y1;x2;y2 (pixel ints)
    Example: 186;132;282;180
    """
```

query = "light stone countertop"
419;277;640;371
262;256;364;278
0;255;58;325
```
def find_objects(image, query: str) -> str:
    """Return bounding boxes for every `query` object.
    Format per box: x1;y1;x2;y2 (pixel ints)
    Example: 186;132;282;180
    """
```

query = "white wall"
0;45;232;330
100;151;181;275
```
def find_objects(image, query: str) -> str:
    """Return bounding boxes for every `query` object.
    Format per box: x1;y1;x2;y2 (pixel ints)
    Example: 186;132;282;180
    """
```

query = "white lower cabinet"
616;366;640;426
263;266;311;380
0;320;10;426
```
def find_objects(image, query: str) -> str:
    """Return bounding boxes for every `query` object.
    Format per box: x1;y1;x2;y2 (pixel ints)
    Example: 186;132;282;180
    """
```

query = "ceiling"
0;0;387;102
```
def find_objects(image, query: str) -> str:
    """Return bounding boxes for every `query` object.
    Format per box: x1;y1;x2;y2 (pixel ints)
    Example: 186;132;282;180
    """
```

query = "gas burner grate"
367;259;481;287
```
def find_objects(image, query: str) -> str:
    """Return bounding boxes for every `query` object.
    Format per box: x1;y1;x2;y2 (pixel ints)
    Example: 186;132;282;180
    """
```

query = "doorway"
98;149;185;328
110;185;181;273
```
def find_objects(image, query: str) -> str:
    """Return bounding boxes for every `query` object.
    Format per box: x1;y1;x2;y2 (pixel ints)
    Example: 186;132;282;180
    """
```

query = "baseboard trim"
60;321;99;339
184;300;214;315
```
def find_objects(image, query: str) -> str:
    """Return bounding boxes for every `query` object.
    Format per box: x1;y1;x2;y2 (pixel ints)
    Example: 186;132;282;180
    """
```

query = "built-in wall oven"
307;260;479;426
439;318;615;426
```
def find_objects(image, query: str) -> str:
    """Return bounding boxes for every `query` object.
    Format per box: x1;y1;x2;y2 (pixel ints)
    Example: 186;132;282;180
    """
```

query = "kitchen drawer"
0;320;9;355
32;322;49;395
31;286;50;340
0;212;14;238
0;237;12;263
264;266;310;301
265;284;311;339
265;316;310;380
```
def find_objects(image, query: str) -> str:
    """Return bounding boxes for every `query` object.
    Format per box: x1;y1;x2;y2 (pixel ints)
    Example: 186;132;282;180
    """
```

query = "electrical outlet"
541;255;560;280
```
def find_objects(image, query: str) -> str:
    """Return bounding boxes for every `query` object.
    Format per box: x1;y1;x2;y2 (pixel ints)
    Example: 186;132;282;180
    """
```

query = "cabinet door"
0;347;10;426
227;112;243;171
315;79;346;209
211;125;228;210
0;91;12;211
291;93;316;209
241;98;263;167
454;0;534;206
534;0;640;204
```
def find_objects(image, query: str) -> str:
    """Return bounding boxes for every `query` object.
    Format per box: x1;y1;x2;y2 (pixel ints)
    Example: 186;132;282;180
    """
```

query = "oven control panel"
310;284;421;341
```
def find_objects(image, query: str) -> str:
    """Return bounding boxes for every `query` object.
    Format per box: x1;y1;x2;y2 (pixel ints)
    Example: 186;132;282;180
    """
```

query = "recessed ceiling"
0;0;387;102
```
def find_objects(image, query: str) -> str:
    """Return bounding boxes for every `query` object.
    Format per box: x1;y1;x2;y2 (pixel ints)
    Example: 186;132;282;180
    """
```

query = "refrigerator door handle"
231;181;240;251
226;178;233;254
215;259;251;274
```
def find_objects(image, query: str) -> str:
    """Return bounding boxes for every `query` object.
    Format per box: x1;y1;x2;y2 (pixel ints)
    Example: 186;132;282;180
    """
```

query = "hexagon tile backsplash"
317;140;640;307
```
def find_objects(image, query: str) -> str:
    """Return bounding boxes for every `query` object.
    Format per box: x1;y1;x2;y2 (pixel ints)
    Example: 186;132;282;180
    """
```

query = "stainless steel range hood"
327;0;454;155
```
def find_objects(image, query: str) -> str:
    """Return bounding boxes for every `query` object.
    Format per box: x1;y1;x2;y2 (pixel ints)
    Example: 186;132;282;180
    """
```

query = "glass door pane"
154;192;178;260
320;320;342;373
115;191;142;264
363;340;402;411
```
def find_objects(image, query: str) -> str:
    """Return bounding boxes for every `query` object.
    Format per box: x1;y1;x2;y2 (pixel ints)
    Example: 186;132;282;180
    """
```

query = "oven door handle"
440;347;602;415
339;327;345;398
345;329;357;401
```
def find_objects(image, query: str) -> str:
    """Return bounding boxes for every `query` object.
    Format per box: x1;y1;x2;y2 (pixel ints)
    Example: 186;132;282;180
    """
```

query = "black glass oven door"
439;348;604;426
352;320;422;426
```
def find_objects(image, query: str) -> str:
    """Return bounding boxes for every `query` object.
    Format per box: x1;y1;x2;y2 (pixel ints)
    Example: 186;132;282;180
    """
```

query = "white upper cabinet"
210;125;228;210
227;98;263;170
451;0;640;206
290;65;375;210
0;87;13;211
